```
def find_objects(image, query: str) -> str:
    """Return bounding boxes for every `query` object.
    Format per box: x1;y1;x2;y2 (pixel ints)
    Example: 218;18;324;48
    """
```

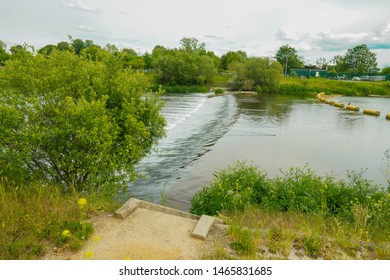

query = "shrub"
214;88;225;95
190;162;389;234
303;235;323;258
190;161;268;215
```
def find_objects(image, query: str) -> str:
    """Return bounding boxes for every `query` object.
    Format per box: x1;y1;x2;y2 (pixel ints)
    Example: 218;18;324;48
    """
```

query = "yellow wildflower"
93;236;100;242
85;251;94;259
62;230;71;237
77;198;87;207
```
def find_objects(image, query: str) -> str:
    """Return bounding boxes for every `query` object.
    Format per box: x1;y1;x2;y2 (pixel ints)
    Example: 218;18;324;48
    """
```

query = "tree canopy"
220;50;248;71
344;44;378;74
229;57;283;92
0;49;166;194
275;45;304;74
330;44;379;74
152;37;216;85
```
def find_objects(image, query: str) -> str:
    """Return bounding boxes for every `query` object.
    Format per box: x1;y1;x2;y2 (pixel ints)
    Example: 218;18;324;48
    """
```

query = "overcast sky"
1;0;390;67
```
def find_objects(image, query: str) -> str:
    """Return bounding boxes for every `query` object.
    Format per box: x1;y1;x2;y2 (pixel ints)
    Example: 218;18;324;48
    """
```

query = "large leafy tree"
0;50;166;194
220;50;247;71
153;38;216;85
275;45;304;75
344;44;378;74
229;57;283;92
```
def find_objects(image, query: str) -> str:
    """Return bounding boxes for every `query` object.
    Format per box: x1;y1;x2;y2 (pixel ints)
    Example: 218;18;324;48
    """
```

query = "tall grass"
277;77;390;97
0;179;118;259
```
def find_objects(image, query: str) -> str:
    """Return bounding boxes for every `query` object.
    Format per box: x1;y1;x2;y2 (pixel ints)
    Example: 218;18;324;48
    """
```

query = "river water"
125;93;390;210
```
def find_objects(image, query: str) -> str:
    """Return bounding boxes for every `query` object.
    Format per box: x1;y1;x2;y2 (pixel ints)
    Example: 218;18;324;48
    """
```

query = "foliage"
0;179;116;259
0;50;166;193
151;84;209;93
229;57;283;92
277;77;390;97
275;45;304;74
344;44;379;74
190;162;390;237
190;161;269;215
0;41;10;65
152;38;216;86
228;225;256;256
330;44;379;74
220;50;248;71
214;88;225;95
381;66;390;75
218;206;389;260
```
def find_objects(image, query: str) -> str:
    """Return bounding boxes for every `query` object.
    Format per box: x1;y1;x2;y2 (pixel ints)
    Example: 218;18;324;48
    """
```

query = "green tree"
220;50;248;71
80;44;103;61
9;44;34;56
0;50;166;194
38;44;58;56
71;38;86;55
56;41;72;52
229;57;283;92
143;52;153;70
344;44;378;74
329;55;348;73
0;41;10;65
381;66;390;75
121;48;145;70
153;39;216;85
275;45;304;75
179;37;206;53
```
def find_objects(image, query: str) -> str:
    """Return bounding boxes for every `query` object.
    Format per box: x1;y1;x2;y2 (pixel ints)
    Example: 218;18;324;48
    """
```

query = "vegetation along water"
0;37;389;259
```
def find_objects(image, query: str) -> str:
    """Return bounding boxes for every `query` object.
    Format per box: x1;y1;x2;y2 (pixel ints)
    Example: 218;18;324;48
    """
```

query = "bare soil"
42;208;228;260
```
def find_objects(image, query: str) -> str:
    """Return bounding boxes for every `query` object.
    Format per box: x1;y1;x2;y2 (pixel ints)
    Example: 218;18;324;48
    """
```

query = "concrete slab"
191;215;216;240
114;198;142;219
114;198;200;220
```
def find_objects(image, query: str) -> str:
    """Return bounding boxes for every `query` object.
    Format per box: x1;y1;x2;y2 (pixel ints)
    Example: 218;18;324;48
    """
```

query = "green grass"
0;179;119;259
213;206;389;260
277;77;390;97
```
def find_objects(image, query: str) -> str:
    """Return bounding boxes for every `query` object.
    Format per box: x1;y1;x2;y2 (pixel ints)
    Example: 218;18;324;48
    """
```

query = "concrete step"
191;215;219;240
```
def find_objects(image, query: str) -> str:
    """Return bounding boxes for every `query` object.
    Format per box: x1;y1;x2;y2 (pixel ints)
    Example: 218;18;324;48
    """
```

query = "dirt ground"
43;208;229;260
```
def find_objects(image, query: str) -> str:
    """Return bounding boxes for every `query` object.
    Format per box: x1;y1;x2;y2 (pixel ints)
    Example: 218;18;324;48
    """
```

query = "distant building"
289;69;329;78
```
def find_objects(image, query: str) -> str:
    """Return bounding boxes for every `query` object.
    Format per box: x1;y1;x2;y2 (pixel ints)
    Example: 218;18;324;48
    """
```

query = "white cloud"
383;23;390;35
62;1;75;8
77;25;93;32
204;35;224;41
277;25;300;41
62;0;102;13
295;42;312;51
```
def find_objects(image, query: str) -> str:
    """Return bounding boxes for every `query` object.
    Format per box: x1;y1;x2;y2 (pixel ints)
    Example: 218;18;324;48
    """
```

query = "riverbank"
41;196;389;260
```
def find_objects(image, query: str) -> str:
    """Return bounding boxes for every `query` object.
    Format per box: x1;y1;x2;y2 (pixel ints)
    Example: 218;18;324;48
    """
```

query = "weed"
303;235;323;258
228;225;256;256
0;180;116;259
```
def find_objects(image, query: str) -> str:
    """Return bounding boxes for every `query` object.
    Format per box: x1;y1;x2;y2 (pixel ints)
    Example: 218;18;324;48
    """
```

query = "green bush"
190;162;389;233
190;161;268;215
214;88;225;95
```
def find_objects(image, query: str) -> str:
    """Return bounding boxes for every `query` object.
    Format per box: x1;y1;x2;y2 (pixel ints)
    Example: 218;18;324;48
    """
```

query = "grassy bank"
276;77;390;97
0;180;118;259
191;162;390;260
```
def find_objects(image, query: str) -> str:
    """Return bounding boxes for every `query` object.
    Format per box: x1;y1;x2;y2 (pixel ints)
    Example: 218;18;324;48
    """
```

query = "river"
125;93;390;211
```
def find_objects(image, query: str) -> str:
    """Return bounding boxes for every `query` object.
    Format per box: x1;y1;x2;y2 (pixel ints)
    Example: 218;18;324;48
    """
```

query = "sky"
1;0;390;67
